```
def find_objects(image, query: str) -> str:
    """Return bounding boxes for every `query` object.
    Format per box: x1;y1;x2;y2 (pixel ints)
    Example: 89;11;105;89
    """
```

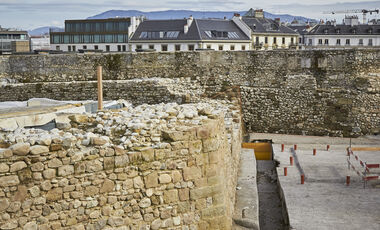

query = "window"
369;39;373;46
175;45;181;51
359;39;363;45
242;45;246;50
188;45;195;51
117;45;121;51
255;37;259;44
227;32;239;39
94;45;98;50
273;37;277;44
218;45;223;50
122;45;126;51
265;37;268;44
83;45;87;50
230;45;235;50
291;37;294;44
308;39;312;45
106;45;110;52
207;45;211;49
72;46;76;52
149;45;154;50
324;39;329;45
139;31;180;39
136;45;142;50
282;37;285;44
346;39;350;45
318;39;323;45
56;46;60;50
161;45;168;51
299;38;302;44
336;39;341;45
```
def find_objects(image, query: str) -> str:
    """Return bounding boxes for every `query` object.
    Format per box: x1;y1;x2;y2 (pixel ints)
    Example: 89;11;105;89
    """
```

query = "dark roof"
196;19;250;40
288;25;311;35
242;17;298;35
308;24;380;35
65;18;131;23
130;18;250;41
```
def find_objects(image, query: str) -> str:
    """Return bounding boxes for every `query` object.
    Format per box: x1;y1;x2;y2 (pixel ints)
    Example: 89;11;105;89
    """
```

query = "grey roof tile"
242;17;298;35
308;24;380;35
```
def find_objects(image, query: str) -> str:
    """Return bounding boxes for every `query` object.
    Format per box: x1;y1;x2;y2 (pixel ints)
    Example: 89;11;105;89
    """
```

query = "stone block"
0;198;10;212
133;176;144;189
178;188;189;201
115;155;129;168
30;162;44;172
46;188;63;202
144;172;158;188
162;130;192;141
201;205;225;218
172;170;182;183
23;221;37;230
189;140;202;154
128;152;142;163
108;217;124;227
91;137;108;145
84;186;99;196
0;175;20;187
47;158;62;168
0;148;13;158
28;186;40;198
190;185;222;200
104;157;115;170
100;179;115;193
209;151;220;164
0;163;9;173
163;189;179;204
171;141;189;150
183;166;202;181
74;162;86;174
159;174;172;184
0;219;18;229
58;165;74;176
141;147;154;162
10;143;30;156
68;114;88;123
139;197;151;208
151;219;162;230
50;144;63;151
30;145;49;155
202;138;219;152
42;169;56;179
155;149;169;160
85;159;103;172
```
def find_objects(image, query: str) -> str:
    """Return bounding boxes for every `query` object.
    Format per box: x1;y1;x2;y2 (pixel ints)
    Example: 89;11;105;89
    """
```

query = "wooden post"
301;174;305;184
313;149;316;156
284;167;287;176
290;156;293;166
97;66;103;110
281;144;284;152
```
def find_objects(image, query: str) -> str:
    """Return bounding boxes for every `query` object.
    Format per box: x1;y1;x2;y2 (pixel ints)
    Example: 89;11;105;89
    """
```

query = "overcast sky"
0;0;378;29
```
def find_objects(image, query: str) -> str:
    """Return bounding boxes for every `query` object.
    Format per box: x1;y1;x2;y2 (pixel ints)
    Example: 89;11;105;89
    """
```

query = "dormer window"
368;28;373;34
352;29;356;34
336;29;340;34
324;29;328;34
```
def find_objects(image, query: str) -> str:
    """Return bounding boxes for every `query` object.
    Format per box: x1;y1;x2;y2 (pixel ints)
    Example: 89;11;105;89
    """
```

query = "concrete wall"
0;49;379;136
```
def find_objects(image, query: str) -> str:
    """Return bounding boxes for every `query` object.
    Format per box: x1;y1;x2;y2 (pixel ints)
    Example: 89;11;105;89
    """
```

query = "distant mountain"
88;10;316;23
28;26;63;36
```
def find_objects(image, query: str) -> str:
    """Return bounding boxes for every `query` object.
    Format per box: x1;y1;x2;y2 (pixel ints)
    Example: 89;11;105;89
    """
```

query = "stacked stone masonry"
0;49;380;136
0;101;243;229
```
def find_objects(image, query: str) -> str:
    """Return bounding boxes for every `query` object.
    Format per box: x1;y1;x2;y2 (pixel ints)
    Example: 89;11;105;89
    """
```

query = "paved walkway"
249;133;380;230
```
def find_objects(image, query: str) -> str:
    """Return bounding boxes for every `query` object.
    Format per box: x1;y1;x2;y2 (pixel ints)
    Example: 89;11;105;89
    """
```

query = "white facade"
252;34;298;50
304;35;380;47
52;43;129;52
130;41;251;52
30;36;50;51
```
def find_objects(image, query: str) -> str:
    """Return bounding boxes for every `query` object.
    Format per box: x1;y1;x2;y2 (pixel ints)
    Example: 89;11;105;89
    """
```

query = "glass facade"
65;21;130;33
51;34;129;44
51;19;131;44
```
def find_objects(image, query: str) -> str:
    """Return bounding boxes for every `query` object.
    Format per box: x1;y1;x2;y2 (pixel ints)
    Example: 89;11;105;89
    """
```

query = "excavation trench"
241;140;288;230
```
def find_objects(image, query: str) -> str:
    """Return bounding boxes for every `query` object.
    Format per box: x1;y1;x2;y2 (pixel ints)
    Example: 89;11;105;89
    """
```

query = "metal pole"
97;66;103;110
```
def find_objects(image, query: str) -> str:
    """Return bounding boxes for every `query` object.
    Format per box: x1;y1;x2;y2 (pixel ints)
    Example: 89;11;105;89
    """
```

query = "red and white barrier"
347;147;380;187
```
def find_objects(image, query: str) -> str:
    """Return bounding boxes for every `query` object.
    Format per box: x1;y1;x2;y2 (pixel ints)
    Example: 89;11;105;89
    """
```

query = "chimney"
275;18;280;25
224;16;227;20
234;13;240;17
184;15;193;34
254;9;264;18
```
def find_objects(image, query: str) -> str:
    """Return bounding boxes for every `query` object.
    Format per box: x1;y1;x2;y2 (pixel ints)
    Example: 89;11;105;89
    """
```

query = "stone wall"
0;102;242;230
1;49;380;136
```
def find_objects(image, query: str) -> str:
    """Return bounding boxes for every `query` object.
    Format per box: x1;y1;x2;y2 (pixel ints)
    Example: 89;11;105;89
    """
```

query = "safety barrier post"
290;156;293;166
284;167;287;176
281;144;284;152
313;149;316;156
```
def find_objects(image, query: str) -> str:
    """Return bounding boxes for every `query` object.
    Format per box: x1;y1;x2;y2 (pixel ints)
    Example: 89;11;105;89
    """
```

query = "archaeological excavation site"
0;49;379;230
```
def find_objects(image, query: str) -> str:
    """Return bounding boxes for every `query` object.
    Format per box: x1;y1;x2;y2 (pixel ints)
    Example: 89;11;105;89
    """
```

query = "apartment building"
129;16;251;52
0;26;30;53
50;17;143;52
305;16;380;48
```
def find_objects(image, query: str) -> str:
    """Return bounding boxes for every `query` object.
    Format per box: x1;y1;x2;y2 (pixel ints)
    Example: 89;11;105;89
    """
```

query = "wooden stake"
97;66;103;110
